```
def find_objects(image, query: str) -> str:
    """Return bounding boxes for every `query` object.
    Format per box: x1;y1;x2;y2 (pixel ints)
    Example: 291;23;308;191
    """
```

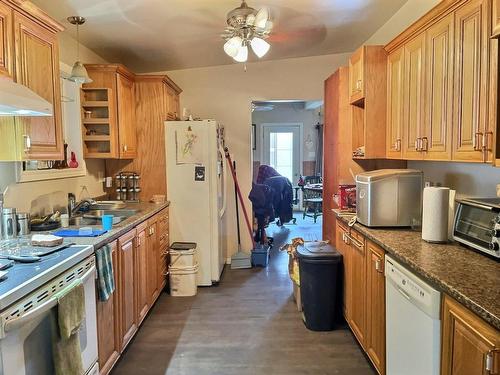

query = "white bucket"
169;263;199;297
169;248;196;268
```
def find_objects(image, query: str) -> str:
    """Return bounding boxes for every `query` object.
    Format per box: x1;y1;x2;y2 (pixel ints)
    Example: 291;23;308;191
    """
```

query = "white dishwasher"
385;255;441;375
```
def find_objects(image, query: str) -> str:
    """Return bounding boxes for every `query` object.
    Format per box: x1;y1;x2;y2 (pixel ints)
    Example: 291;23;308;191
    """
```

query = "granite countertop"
333;210;500;330
65;201;170;249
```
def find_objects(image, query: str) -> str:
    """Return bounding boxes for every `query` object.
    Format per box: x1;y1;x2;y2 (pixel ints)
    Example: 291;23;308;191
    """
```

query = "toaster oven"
453;197;500;259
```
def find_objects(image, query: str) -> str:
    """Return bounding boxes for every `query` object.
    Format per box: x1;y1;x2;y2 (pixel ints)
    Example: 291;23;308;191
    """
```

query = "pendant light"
67;16;93;84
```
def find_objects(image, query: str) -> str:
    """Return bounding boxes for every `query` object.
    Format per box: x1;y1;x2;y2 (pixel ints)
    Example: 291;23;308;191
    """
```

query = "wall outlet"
497;184;500;197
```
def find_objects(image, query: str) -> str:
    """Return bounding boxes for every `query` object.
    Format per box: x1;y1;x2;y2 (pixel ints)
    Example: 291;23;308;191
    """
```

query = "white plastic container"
169;263;198;297
169;248;196;268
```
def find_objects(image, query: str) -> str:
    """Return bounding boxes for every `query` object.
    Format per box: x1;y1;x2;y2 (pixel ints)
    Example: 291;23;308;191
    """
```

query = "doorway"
261;123;302;183
251;100;324;223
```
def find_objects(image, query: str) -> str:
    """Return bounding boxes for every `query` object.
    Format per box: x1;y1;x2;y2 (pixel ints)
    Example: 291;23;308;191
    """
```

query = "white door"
262;124;302;183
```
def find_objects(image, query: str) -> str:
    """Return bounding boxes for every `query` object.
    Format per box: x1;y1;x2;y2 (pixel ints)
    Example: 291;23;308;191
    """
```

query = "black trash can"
296;242;342;331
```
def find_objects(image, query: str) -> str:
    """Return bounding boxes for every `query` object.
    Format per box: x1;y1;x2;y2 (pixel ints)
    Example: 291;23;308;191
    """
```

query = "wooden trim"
85;64;136;81
385;0;467;53
135;74;182;93
2;0;64;32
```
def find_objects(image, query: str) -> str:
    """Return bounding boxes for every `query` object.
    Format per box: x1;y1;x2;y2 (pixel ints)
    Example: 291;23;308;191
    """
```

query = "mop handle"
224;147;256;249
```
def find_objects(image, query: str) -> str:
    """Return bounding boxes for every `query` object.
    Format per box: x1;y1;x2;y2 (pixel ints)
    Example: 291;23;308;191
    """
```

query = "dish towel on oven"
96;243;115;301
52;279;85;375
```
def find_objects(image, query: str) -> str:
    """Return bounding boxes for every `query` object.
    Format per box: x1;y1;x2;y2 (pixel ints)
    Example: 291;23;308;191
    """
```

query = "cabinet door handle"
482;131;493;163
375;259;384;273
123;144;128;152
23;135;31;152
485;348;499;374
395;138;401;151
474;132;483;151
421;137;429;152
345;233;364;251
356;79;362;91
415;138;422;151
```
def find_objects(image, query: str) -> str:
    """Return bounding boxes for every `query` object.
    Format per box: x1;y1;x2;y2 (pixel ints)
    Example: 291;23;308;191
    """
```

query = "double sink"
70;202;138;226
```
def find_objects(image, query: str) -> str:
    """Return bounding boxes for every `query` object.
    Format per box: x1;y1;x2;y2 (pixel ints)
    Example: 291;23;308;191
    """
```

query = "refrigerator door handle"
219;145;227;218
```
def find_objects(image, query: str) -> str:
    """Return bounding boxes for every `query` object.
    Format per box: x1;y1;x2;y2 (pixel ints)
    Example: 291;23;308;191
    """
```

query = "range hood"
0;77;52;117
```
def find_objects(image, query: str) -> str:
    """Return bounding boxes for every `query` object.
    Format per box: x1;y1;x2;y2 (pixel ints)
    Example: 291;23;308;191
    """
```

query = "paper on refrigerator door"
176;128;203;164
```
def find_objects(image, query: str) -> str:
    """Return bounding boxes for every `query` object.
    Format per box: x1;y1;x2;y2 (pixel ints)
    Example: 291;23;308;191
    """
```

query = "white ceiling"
31;0;408;73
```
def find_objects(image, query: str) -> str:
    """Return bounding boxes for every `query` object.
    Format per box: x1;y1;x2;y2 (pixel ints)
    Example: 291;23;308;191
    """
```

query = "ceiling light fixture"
67;16;93;84
222;1;273;63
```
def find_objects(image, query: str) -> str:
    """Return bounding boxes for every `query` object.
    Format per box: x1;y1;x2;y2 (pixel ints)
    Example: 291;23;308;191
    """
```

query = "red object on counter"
68;152;79;168
338;184;356;212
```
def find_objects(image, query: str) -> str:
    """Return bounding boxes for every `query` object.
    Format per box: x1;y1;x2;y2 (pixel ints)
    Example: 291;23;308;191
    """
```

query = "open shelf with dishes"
81;88;115;158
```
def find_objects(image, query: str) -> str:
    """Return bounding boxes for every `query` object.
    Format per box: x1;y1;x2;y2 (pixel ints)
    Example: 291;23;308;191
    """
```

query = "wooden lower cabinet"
335;223;386;374
365;241;386;375
347;228;367;347
441;295;500;375
335;222;350;319
147;217;160;305
96;240;120;375
157;208;169;290
135;222;149;325
118;228;137;351
96;208;170;374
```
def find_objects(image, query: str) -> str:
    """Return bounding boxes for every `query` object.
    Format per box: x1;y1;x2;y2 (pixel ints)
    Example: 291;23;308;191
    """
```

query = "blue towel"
95;244;115;301
53;229;107;237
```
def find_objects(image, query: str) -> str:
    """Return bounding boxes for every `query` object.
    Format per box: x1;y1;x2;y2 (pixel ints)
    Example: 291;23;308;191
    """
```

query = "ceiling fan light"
233;45;248;62
251;37;270;58
69;61;93;84
246;13;256;26
223;36;242;58
254;7;269;29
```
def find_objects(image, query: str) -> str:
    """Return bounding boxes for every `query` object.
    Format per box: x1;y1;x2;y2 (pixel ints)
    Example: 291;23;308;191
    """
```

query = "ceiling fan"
222;1;273;63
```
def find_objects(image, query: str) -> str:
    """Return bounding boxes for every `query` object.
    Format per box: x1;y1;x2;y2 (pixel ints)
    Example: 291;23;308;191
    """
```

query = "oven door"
0;257;98;375
453;202;497;252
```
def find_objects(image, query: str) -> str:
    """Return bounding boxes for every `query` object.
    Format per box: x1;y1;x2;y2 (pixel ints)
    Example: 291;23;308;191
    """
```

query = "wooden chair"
302;176;323;223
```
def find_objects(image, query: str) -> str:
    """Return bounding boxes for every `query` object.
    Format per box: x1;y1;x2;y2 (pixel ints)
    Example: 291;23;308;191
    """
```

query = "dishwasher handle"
3;265;95;335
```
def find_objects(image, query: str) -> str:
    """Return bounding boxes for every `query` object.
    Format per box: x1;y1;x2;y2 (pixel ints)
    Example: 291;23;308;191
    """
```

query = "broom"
225;148;253;269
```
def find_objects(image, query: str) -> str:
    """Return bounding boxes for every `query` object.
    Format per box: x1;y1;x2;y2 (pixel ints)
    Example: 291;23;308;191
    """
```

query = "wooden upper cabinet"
96;240;120;375
386;47;404;159
452;0;490;162
14;11;63;160
441;294;500;375
493;0;500;38
116;73;137;158
365;241;385;375
165;84;181;120
423;13;454;160
402;33;425;160
349;47;364;104
350;46;388;159
84;64;137;159
118;228;137;351
0;2;12;76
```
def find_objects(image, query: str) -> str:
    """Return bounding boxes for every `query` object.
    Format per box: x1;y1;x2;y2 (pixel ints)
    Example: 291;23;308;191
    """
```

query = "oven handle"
3;265;95;335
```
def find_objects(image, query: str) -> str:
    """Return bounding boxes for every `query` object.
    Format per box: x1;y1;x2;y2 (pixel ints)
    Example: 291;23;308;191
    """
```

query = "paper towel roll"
422;187;450;243
448;189;456;240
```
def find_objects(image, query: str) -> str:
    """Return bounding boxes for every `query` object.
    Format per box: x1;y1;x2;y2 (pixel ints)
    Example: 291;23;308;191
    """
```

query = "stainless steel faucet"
71;198;96;217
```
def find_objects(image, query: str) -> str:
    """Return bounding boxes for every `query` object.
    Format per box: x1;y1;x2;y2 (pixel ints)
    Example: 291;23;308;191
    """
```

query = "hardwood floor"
112;214;375;375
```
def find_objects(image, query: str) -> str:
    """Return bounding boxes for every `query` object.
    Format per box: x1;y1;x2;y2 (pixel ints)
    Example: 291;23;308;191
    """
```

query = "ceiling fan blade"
254;7;269;29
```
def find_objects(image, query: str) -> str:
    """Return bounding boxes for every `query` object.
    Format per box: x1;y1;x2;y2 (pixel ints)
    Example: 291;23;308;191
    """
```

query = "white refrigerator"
165;120;227;286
